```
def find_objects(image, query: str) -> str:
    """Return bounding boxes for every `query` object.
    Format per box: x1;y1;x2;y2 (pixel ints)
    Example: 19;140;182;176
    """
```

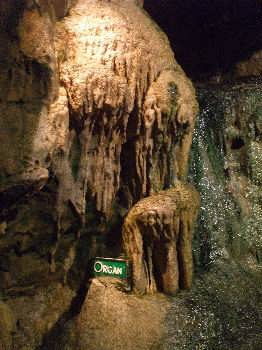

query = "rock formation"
54;0;198;218
0;0;198;348
0;301;16;350
49;278;170;350
123;182;199;295
234;50;262;78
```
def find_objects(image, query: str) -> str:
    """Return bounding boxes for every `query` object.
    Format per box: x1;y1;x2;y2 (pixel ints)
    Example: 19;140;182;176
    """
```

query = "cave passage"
144;0;262;78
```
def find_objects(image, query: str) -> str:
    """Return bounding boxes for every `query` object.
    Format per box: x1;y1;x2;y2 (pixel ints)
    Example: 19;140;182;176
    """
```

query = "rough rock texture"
123;182;199;295
234;50;262;78
217;80;262;263
0;301;16;350
51;0;76;18
0;0;198;349
0;3;54;197
176;78;262;350
192;79;262;267
43;278;170;350
54;0;198;217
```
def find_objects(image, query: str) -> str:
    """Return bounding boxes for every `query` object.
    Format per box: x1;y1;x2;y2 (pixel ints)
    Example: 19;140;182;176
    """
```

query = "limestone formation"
54;0;198;217
49;278;170;350
0;0;198;348
123;182;200;295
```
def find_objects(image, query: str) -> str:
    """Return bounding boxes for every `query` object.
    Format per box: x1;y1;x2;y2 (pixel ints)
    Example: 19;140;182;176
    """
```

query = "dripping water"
156;77;262;350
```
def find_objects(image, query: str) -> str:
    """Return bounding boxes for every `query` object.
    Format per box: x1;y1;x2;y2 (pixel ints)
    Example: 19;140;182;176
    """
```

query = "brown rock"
0;301;16;350
51;0;74;18
18;9;55;66
58;278;170;350
0;2;58;196
234;50;262;78
0;0;198;347
122;181;200;295
8;283;75;350
54;0;198;216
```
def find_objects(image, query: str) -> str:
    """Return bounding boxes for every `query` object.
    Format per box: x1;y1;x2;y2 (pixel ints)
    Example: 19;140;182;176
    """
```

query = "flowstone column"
122;182;200;295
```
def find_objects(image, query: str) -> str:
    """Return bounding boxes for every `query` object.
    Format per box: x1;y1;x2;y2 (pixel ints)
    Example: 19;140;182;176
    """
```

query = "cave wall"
0;1;198;349
0;0;261;349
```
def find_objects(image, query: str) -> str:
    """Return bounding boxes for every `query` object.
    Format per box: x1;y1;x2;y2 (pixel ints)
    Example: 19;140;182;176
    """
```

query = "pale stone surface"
54;0;198;216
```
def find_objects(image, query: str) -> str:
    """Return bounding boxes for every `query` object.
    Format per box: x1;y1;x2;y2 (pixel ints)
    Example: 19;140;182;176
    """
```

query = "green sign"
92;257;128;279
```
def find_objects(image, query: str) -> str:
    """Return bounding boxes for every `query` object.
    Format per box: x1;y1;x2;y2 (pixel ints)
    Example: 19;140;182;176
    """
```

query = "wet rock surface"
191;78;262;267
157;264;262;350
176;77;262;350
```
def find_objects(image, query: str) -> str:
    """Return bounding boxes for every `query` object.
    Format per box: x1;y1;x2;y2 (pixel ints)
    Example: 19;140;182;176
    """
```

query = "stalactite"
52;0;198;220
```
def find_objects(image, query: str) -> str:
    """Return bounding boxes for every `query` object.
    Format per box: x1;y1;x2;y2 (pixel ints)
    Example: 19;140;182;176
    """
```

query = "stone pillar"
122;182;199;295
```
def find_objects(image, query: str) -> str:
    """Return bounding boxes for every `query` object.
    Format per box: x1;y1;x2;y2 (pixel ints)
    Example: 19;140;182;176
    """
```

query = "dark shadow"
144;0;262;78
231;136;245;150
152;240;168;293
38;262;92;350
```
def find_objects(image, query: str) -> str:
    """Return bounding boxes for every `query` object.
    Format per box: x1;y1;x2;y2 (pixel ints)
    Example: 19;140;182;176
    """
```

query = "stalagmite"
122;181;200;295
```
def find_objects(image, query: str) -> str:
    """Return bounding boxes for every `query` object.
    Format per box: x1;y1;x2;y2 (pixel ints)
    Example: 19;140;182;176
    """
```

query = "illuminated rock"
53;0;198;217
123;181;199;295
0;0;199;347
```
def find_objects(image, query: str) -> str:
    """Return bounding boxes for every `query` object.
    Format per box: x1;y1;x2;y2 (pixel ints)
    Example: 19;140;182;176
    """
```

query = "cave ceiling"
144;0;262;78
